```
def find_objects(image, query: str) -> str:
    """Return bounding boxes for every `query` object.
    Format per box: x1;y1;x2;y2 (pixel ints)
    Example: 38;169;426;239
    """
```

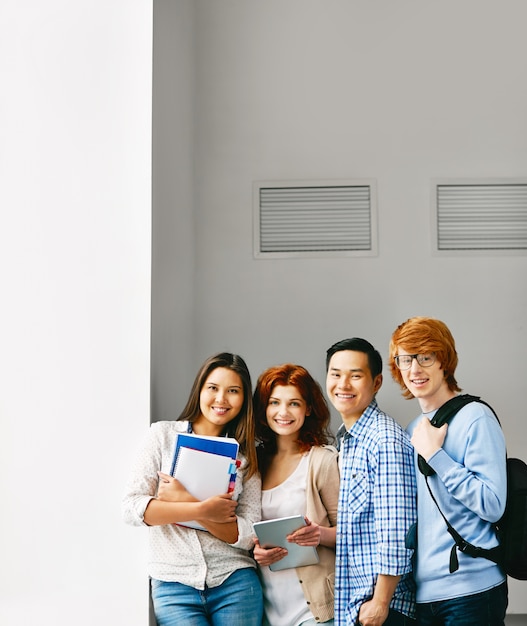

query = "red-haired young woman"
253;363;339;626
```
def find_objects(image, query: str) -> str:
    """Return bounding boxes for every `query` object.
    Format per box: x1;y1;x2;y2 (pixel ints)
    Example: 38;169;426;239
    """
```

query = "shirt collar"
335;398;379;449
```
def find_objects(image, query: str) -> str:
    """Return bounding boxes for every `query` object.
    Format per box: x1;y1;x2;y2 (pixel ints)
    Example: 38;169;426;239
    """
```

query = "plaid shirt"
335;400;416;625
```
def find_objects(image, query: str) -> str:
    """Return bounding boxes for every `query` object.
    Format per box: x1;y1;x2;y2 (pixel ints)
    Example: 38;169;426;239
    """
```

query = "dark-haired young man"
389;317;507;626
326;338;416;626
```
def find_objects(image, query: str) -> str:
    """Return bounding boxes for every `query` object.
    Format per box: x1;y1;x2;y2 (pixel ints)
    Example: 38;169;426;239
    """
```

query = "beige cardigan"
296;445;340;623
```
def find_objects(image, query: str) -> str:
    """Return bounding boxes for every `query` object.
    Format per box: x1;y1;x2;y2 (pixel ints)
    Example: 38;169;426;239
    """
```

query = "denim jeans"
415;581;508;626
151;568;263;626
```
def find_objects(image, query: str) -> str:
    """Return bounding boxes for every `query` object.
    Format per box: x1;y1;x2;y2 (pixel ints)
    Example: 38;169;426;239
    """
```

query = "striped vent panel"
437;184;527;250
259;185;372;253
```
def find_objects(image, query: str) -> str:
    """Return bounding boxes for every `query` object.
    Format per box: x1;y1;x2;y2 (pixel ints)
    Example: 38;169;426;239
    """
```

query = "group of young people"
123;316;508;626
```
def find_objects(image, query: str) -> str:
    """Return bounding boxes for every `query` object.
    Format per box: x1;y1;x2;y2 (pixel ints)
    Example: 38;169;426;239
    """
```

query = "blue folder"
169;432;239;476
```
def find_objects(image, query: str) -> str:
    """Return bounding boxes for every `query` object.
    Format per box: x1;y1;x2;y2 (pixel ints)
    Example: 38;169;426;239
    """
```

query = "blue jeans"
415;581;508;626
151;568;263;626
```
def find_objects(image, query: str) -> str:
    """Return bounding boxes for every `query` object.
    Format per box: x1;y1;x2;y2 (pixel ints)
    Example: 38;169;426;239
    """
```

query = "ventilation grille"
436;183;527;251
254;182;376;258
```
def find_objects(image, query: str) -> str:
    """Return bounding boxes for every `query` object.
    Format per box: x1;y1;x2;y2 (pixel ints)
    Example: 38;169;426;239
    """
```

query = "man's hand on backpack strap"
411;418;448;461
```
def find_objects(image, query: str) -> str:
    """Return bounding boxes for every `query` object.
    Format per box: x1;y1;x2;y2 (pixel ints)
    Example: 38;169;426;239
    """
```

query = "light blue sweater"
406;400;507;603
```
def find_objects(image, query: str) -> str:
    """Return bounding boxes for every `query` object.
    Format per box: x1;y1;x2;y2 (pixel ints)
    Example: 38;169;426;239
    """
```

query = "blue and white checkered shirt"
335;400;416;625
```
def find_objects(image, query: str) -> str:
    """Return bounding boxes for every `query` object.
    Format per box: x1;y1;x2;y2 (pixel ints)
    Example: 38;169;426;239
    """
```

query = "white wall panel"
0;1;152;623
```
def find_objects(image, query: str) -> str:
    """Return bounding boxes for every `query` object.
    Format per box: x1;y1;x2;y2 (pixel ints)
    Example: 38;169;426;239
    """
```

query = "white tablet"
253;515;320;571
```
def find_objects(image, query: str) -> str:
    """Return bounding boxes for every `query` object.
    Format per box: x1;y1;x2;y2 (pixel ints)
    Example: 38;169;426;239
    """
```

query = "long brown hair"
177;352;258;479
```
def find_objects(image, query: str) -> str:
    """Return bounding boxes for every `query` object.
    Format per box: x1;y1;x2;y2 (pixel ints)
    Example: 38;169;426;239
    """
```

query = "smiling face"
326;350;382;428
265;384;310;440
395;347;452;412
193;367;245;436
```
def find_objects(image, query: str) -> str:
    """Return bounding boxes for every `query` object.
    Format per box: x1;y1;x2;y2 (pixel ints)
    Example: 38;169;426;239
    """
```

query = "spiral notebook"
253;515;320;571
169;432;239;476
172;446;238;530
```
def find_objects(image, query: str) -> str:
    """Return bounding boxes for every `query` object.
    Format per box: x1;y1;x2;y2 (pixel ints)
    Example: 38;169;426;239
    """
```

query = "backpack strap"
417;394;481;477
418;394;503;572
423;472;503;572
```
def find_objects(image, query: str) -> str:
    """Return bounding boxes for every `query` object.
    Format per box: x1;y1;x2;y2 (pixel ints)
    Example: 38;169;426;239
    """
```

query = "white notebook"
173;446;236;530
253;515;320;571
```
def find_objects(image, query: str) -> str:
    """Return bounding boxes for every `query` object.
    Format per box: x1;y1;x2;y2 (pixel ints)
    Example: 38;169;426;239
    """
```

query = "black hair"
325;337;383;378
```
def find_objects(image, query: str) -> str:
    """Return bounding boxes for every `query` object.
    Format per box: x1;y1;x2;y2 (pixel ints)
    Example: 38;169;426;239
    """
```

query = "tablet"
253;515;320;571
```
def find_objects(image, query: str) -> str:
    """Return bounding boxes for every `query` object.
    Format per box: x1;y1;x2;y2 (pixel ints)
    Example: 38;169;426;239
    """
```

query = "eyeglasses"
394;352;436;370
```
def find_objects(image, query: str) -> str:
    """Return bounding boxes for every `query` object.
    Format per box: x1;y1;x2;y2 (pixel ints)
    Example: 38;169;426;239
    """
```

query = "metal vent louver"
254;182;377;258
437;183;527;250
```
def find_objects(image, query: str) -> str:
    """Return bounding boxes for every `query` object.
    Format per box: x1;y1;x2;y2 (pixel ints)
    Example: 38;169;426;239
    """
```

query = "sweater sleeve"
306;446;340;527
427;404;507;523
318;447;340;527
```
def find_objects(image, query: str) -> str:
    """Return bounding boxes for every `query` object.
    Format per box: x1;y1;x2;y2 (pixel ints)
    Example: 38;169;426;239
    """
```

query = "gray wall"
152;0;196;422
153;0;527;613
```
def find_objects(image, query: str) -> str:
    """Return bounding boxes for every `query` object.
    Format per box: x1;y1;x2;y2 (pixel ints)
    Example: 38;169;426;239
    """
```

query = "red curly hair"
253;364;333;474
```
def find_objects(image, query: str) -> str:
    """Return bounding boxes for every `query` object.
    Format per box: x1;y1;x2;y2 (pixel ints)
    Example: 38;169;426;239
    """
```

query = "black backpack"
418;394;527;580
